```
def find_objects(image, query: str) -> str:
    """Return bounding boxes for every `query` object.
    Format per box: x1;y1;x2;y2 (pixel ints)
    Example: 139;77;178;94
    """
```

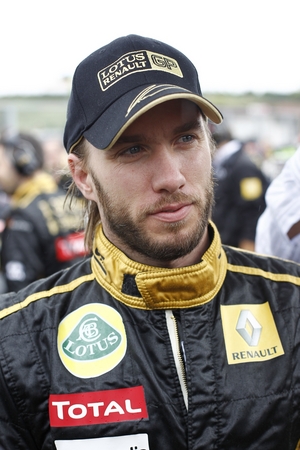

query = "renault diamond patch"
57;304;127;378
220;302;284;364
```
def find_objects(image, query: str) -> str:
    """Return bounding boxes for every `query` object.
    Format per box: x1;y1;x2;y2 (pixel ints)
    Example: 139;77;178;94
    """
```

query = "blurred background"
1;0;300;178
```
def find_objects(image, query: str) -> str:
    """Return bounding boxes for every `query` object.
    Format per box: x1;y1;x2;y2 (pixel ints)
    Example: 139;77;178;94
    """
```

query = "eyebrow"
116;118;203;146
173;118;203;135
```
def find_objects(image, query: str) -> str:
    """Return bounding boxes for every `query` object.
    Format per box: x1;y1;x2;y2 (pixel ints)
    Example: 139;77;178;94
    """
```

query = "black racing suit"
0;172;88;292
0;222;299;449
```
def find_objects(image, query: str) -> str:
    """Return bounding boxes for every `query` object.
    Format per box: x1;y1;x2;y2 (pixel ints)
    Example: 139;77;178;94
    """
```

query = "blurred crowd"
210;120;300;262
0;131;89;294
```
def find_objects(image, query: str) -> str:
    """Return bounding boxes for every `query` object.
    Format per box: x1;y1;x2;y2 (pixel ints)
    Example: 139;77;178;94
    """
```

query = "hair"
65;113;216;252
65;138;99;252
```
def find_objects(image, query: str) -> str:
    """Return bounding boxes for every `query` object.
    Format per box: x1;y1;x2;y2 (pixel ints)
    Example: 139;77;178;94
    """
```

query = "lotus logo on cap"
98;50;183;91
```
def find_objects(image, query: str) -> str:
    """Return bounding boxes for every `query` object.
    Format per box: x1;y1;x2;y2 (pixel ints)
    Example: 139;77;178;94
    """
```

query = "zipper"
165;310;188;410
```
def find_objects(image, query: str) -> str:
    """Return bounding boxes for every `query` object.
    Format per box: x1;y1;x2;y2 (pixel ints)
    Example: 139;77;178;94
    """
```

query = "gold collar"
91;222;227;310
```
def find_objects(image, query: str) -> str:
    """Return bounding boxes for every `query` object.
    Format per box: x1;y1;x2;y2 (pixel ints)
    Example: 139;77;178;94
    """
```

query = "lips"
150;203;192;222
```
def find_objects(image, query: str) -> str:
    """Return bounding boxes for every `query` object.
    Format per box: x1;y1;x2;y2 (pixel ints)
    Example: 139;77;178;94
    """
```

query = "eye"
123;145;141;155
179;134;194;143
116;144;145;161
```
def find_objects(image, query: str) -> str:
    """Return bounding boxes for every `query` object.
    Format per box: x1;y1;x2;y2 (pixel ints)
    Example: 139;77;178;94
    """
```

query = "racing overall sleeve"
1;210;45;292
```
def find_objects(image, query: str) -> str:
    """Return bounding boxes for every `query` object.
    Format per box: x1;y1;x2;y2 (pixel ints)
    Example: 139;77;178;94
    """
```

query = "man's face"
85;99;214;267
0;145;21;195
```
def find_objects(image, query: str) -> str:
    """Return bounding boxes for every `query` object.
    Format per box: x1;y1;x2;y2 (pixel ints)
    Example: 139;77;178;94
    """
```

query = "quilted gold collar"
91;222;227;310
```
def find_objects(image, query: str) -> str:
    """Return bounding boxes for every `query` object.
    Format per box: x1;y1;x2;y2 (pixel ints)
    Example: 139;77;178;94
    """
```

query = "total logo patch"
221;302;284;365
49;386;148;427
57;304;127;378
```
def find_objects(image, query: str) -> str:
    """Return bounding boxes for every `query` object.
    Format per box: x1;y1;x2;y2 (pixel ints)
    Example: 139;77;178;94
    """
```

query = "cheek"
186;150;212;182
110;166;146;197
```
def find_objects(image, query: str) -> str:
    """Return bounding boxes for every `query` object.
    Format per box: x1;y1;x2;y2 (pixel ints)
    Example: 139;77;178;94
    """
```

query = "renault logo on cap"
236;310;262;346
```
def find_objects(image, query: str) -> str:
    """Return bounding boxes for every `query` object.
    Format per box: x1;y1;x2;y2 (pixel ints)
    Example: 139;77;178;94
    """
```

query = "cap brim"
81;84;223;151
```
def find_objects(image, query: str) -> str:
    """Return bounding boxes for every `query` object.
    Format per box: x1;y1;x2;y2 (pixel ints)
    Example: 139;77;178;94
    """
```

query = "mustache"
140;192;201;217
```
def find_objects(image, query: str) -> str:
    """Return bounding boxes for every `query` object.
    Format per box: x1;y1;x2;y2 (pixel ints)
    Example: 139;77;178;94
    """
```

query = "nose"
151;146;186;194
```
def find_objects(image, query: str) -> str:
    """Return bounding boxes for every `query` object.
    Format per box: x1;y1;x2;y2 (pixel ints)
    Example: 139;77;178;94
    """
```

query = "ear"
68;153;97;201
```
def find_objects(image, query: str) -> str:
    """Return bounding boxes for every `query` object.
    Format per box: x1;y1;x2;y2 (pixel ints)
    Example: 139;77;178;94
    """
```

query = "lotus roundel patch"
57;303;127;378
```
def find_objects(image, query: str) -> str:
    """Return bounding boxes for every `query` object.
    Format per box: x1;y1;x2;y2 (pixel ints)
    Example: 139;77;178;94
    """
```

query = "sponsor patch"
49;386;148;427
240;177;263;200
5;261;26;281
55;232;87;262
98;50;183;91
55;433;149;450
57;304;127;378
221;302;284;364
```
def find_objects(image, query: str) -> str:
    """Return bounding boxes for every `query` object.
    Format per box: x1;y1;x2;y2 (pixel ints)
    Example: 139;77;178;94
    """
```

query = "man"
212;122;269;250
42;137;70;189
255;146;300;261
0;35;299;449
0;132;88;291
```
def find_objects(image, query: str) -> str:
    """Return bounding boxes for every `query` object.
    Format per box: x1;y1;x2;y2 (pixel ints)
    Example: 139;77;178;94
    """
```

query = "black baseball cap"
64;34;223;153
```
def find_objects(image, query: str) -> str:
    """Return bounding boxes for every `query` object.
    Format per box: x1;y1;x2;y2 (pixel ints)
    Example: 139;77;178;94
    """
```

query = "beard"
91;170;214;262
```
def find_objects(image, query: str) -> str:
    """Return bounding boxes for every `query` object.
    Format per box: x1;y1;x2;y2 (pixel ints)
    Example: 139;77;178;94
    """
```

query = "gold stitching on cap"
126;84;189;117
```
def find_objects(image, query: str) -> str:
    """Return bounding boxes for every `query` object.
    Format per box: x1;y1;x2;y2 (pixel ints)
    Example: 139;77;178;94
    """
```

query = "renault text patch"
98;50;183;91
55;433;149;450
221;302;284;364
57;304;127;378
49;386;148;427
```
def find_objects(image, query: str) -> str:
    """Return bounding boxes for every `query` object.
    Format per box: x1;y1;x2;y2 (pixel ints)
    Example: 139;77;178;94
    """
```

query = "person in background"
0;188;10;294
255;146;300;262
0;35;299;450
212;122;269;250
0;132;88;292
42;137;70;189
0;188;10;233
